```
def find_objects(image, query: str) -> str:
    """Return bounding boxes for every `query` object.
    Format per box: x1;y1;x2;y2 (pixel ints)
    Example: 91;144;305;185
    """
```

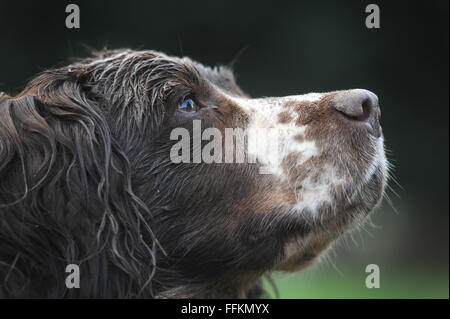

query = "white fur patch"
230;93;325;177
229;91;386;219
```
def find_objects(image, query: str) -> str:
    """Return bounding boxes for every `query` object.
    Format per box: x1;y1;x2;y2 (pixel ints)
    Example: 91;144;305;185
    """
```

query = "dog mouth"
288;134;387;229
276;149;387;272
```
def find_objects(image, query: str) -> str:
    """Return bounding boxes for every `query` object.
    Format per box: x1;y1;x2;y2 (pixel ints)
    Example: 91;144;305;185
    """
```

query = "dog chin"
276;163;386;273
276;231;338;272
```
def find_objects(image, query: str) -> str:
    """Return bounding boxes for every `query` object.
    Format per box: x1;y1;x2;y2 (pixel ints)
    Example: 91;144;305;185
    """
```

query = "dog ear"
0;82;157;297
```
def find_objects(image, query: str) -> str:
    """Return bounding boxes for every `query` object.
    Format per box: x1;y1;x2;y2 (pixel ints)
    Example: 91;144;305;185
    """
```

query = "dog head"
0;50;387;298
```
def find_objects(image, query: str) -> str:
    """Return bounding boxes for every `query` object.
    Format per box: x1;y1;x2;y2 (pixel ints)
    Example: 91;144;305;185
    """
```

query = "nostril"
343;98;372;122
333;89;377;123
332;89;381;137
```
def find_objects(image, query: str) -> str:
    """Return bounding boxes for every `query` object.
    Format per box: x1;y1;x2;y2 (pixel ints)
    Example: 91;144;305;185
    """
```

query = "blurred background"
0;0;448;298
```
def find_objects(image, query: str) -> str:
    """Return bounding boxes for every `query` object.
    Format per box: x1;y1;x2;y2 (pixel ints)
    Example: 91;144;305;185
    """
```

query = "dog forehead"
85;50;244;94
192;62;245;97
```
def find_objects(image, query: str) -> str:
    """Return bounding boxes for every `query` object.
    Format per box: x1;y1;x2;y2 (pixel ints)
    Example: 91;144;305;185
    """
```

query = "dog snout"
332;89;381;137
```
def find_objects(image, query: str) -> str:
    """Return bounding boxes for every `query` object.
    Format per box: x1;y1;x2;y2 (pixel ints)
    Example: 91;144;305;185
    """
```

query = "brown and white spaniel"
0;50;387;298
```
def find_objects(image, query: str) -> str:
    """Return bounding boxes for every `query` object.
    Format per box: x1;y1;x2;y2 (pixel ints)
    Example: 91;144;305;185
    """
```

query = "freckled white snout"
332;89;381;137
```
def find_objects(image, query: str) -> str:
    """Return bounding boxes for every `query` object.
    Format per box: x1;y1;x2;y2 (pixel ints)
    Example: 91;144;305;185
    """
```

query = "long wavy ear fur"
0;81;157;298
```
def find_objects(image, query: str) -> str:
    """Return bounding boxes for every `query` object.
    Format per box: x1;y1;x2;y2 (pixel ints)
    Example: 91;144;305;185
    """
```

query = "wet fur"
0;50;386;298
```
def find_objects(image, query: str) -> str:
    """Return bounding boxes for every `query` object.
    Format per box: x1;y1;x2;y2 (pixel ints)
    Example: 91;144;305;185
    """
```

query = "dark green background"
0;0;448;298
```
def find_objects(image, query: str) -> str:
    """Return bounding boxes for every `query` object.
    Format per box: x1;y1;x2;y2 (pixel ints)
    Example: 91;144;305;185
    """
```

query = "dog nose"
332;89;381;137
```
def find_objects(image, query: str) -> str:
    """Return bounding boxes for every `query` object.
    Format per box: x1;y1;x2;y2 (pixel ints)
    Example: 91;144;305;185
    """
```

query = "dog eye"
178;98;199;112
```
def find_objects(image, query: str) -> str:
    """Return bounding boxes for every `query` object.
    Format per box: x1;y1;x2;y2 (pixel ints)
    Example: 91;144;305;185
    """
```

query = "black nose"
332;89;381;137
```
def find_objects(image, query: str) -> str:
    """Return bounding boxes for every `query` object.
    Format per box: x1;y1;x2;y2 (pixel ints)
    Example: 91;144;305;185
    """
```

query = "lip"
335;110;381;138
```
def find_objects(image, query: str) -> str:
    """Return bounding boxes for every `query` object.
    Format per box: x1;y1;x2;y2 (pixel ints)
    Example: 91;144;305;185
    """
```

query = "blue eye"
178;98;199;112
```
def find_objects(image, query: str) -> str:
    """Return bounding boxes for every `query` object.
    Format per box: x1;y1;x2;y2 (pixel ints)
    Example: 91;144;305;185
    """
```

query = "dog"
0;49;388;298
